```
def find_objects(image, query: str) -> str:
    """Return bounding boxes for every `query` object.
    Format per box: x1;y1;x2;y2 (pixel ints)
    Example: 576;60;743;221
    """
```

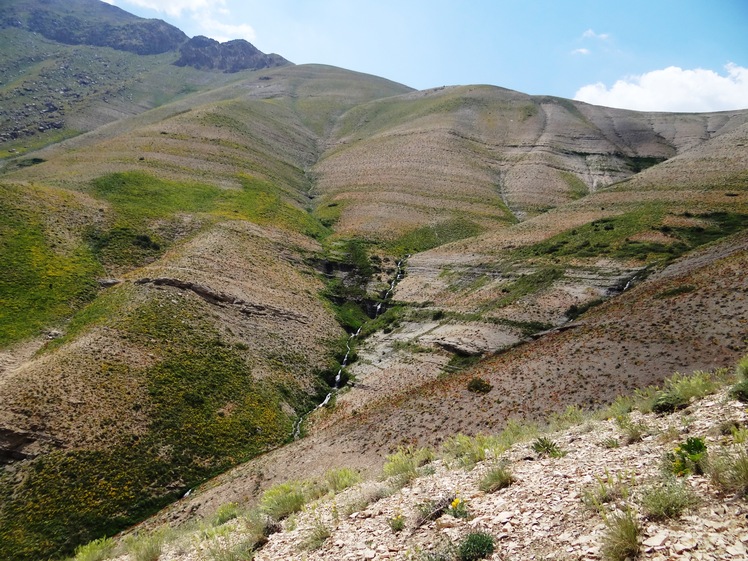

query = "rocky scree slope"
99;362;748;561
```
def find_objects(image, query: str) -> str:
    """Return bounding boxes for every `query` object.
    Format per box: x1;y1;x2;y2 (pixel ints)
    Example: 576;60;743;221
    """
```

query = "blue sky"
106;0;748;112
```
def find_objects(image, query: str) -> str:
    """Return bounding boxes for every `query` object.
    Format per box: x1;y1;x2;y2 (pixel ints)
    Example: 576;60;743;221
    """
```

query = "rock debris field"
110;381;748;561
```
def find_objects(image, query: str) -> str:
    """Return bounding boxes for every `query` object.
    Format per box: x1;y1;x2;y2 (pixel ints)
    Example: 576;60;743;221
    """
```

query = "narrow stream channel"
292;256;408;440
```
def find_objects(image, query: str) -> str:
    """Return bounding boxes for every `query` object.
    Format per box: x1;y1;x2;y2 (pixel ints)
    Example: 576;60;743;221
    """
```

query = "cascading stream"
292;256;408;440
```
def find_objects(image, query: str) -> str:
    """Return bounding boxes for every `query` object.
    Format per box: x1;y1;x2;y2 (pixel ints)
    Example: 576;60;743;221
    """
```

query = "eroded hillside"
1;19;748;560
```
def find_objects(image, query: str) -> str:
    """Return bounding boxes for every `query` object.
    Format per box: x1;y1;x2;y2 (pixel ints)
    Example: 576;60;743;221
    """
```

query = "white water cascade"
292;256;408;439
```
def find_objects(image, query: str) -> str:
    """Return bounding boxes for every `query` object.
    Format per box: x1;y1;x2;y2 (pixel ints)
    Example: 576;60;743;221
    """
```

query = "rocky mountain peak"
174;35;291;72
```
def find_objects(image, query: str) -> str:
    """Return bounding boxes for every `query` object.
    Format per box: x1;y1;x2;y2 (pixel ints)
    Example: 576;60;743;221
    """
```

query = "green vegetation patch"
219;174;329;239
0;295;301;561
91;171;220;221
558;170;589;200
0;186;102;347
516;209;748;265
483;267;563;311
0;446;182;561
87;171;329;268
389;218;485;255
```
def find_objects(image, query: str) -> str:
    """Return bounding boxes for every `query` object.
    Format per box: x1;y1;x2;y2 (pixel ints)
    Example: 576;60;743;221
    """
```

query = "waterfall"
291;256;408;440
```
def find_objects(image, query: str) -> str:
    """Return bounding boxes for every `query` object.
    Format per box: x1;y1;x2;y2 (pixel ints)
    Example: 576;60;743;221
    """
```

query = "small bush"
207;538;256;561
615;414;649;444
652;391;688;414
414;495;453;527
496;419;539;449
653;370;720;413
213;502;240;526
242;508;279;549
708;448;748;496
666;436;708;476
531;437;566;458
259;481;306;520
388;513;405;533
324;467;361;493
728;379;748;402
457;532;495;561
467;377;493;394
382;446;434;485
73;537;115;561
127;529;170;561
442;434;500;468
736;354;748;380
479;464;516;493
301;515;331;551
631;385;661;414
640;477;699;520
340;483;393;516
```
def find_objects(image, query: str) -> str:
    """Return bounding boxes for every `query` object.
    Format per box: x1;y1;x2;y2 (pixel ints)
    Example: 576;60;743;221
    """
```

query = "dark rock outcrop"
174;36;291;72
3;0;188;55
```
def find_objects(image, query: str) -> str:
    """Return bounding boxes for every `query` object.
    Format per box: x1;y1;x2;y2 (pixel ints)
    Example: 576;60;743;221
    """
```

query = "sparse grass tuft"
478;464;515;493
300;514;331;551
640;476;699;520
581;471;631;512
126;529;172;561
531;437;566;458
615;414;650;444
708;448;748;496
382;446;434;485
600;508;641;561
414;495;454;527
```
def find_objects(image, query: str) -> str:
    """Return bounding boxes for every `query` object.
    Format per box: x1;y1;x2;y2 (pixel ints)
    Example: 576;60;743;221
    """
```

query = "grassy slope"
1;58;748;560
0;63;415;561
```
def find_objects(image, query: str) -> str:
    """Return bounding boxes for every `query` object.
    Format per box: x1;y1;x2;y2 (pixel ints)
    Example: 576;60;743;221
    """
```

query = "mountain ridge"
0;2;747;559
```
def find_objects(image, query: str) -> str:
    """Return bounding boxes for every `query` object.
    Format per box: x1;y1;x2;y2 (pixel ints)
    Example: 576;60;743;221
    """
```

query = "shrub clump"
666;437;708;476
531;436;566;458
457;532;495;561
640;477;699;520
479;465;515;493
467;377;493;394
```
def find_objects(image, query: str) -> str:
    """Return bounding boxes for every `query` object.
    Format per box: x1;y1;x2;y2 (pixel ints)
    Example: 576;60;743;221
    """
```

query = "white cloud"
196;15;256;42
572;48;590;56
122;0;220;18
118;0;255;42
574;63;748;112
582;29;609;41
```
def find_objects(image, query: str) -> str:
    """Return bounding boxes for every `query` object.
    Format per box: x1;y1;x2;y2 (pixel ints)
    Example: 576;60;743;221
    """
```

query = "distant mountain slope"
0;0;292;157
1;1;748;558
1;0;187;54
313;86;748;240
